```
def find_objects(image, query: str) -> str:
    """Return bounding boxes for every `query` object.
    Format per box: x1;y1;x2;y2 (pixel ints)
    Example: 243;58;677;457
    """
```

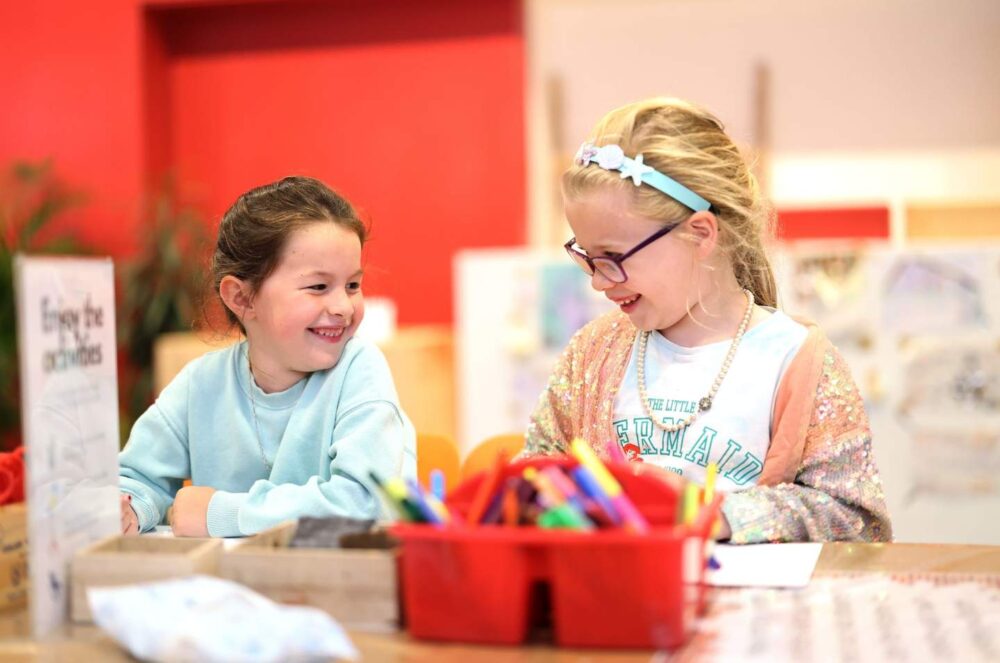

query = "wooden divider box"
219;521;398;633
0;503;28;612
70;535;222;622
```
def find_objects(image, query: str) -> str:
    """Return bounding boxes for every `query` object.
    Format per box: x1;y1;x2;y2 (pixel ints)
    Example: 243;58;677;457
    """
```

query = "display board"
14;255;121;635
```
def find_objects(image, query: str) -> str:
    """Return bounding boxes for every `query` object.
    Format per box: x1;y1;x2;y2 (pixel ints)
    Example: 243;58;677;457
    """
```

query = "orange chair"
461;433;525;480
416;433;461;493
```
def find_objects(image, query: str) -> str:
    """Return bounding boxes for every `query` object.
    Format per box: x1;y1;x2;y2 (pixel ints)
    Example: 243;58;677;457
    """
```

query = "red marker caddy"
392;455;722;649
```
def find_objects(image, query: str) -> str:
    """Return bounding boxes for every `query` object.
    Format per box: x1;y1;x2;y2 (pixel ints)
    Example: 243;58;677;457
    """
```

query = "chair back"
416;433;461;493
461;433;525;480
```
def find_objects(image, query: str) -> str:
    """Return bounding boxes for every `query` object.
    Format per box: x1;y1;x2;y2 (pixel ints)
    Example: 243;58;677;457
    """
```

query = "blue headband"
574;142;712;213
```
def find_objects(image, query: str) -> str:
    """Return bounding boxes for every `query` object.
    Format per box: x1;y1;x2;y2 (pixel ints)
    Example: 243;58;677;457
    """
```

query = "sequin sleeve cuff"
720;490;788;544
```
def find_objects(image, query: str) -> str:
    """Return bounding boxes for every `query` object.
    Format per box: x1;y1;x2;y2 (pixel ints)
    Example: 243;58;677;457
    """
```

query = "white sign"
14;255;120;636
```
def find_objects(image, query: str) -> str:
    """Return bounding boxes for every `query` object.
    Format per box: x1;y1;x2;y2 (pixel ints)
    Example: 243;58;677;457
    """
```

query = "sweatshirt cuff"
123;492;160;533
207;491;249;537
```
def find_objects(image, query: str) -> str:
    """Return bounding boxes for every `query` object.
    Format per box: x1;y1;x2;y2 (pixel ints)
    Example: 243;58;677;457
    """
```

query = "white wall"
529;0;1000;152
519;0;1000;544
525;0;1000;243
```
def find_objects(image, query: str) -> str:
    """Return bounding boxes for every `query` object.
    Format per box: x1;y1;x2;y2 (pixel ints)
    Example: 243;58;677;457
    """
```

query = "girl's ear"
685;211;720;258
219;275;254;322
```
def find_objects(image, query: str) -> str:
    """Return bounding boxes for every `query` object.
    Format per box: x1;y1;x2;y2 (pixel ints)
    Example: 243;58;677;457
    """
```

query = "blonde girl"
525;98;890;543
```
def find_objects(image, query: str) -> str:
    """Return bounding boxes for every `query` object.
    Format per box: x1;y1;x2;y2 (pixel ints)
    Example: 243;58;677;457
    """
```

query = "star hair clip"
573;141;712;213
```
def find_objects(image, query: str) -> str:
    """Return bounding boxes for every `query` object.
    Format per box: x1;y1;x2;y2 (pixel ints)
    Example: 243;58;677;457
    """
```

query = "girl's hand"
169;486;216;537
120;494;139;535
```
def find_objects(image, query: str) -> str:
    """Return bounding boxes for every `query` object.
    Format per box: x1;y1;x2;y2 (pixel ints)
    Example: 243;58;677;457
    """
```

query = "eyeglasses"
563;222;680;284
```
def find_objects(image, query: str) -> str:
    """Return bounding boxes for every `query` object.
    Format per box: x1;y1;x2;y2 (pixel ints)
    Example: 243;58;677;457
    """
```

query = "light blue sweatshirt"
119;338;416;537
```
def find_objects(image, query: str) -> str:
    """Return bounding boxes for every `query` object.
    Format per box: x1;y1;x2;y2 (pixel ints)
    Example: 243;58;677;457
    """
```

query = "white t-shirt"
614;310;808;492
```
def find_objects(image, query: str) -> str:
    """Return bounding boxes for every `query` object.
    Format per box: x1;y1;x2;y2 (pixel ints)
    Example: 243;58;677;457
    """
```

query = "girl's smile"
309;325;348;342
609;293;642;312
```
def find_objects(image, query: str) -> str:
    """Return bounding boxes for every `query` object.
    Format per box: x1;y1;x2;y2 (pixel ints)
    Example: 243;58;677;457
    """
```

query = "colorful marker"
404;477;446;527
570;438;649;533
479;488;506;525
522;467;564;509
467;450;508;525
704;463;718;505
523;467;593;528
570;465;622;525
702;462;724;539
502;477;520;527
540;466;588;513
683;482;700;526
369;471;421;522
415;478;453;525
538;503;592;530
429;469;446;502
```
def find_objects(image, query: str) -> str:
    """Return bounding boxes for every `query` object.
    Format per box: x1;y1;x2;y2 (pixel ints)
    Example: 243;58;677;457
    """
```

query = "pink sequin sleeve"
523;330;580;456
523;312;638;460
722;347;893;543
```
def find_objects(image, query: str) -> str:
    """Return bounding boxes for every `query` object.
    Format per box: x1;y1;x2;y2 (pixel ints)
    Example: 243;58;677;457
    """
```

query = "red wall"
776;207;890;240
1;0;525;324
0;0;144;256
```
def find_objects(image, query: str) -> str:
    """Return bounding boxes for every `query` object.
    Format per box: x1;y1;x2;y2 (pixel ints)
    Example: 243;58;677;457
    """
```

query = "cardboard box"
70;535;222;622
219;521;398;632
0;503;28;612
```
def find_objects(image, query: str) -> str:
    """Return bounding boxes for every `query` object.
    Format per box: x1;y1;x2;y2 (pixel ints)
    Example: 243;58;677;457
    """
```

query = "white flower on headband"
594;145;625;169
575;142;625;169
620;153;654;186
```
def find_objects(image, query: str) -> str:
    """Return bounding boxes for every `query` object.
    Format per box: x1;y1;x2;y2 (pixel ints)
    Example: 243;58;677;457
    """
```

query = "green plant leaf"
117;178;211;432
0;160;87;443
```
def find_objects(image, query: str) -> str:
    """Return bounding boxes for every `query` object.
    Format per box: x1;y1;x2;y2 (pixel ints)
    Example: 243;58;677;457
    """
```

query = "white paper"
707;542;822;588
15;255;121;636
691;575;1000;662
88;575;359;662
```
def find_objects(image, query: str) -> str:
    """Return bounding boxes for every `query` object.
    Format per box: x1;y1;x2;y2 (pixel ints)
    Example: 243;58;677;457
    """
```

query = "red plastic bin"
392;456;720;649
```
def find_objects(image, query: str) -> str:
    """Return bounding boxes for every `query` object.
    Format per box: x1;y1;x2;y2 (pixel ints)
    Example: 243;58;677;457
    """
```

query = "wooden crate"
70;535;222;623
0;503;28;612
219;521;398;632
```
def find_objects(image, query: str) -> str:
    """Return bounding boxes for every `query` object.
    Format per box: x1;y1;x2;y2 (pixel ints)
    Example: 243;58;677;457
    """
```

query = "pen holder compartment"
70;535;222;623
393;456;721;649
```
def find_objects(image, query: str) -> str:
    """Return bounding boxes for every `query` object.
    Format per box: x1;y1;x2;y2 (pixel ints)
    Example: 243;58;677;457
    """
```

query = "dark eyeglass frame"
563;221;680;284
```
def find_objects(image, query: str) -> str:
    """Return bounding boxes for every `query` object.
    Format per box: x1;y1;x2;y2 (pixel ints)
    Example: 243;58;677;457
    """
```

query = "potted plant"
117;182;214;438
0;160;87;450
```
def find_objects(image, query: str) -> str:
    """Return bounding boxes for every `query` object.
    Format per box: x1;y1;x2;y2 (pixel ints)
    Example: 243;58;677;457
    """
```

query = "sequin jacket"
524;310;892;544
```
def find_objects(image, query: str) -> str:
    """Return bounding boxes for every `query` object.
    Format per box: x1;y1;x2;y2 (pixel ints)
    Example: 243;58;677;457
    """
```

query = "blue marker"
429;469;446;501
404;478;445;527
570;465;622;525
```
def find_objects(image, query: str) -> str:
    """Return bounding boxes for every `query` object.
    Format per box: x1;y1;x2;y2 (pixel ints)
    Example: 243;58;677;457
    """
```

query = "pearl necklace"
246;350;273;474
637;289;755;433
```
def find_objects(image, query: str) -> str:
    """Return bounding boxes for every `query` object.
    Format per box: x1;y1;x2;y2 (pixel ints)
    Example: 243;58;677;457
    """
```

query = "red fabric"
0;447;25;505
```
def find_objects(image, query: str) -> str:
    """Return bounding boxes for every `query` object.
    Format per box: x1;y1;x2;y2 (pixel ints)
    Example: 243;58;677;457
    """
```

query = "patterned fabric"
524;310;892;544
